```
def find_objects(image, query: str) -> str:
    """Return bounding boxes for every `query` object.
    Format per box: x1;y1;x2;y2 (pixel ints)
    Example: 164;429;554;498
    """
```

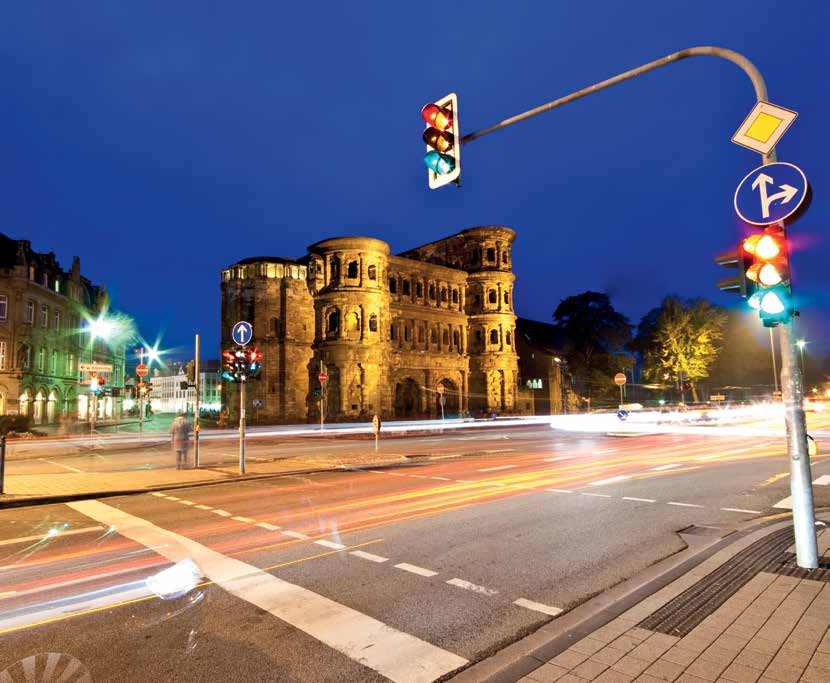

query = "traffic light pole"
239;380;246;474
460;44;818;568
194;334;200;468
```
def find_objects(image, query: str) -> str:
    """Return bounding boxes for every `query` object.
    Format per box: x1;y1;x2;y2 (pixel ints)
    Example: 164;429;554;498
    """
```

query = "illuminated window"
368;265;377;280
0;295;6;320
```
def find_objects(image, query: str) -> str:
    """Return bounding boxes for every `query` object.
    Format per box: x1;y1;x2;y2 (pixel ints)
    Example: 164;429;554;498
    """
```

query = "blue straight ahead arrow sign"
232;320;253;346
734;162;808;226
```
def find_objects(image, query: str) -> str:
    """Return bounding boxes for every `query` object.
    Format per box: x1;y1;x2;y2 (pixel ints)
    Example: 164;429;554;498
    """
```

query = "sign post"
436;382;445;420
614;373;626;407
372;414;381;453
194;334;200;469
136;354;148;435
319;361;328;431
232;321;252;475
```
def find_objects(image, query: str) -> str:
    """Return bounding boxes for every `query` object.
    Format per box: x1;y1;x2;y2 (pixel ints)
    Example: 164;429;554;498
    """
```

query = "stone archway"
436;378;460;418
394;379;421;418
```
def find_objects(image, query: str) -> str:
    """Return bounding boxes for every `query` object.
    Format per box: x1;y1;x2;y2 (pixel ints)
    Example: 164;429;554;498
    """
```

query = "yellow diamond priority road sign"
732;101;797;155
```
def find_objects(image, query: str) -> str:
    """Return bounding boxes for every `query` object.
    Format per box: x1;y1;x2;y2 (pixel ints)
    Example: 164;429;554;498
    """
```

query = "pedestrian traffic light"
742;229;793;327
421;93;461;189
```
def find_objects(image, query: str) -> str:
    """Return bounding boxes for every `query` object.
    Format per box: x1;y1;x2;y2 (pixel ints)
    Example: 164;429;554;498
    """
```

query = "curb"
448;510;815;683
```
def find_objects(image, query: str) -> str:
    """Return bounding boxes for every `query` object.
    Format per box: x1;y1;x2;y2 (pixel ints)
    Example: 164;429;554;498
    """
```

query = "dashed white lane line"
350;550;388;563
622;497;656;503
546;489;573;494
195;504;213;510
388;472;405;476
589;476;630;487
255;522;281;531
282;531;310;540
315;540;347;550
232;516;255;523
166;496;181;501
68;500;467;682
150;492;166;497
446;578;498;596
650;464;681;471
395;563;438;578
513;598;563;616
478;465;517;472
721;507;761;514
40;459;83;473
581;492;611;498
667;501;704;508
178;500;196;506
212;509;232;517
814;475;830;486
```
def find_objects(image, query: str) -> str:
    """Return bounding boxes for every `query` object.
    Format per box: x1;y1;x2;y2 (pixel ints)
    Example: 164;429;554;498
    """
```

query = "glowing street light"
86;314;116;341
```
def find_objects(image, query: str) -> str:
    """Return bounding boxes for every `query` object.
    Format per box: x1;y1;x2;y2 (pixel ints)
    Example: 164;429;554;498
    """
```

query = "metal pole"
194;334;200;468
90;391;97;434
239;380;246;474
769;328;779;394
138;347;144;436
319;359;324;431
0;435;6;494
619;383;624;407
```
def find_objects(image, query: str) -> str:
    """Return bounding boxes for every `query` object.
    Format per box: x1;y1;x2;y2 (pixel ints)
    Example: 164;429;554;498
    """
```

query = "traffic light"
715;242;755;299
248;348;262;377
221;347;263;383
421;93;461;189
743;229;793;327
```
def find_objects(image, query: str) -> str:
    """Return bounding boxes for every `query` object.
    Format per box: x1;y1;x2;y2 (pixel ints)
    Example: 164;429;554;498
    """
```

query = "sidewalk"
465;515;830;683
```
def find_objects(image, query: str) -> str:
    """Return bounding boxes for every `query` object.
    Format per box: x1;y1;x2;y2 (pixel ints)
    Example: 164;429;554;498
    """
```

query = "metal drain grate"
639;526;830;637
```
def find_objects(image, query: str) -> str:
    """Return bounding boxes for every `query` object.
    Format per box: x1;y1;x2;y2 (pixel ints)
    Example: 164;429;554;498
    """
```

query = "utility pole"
458;45;817;566
194;334;201;468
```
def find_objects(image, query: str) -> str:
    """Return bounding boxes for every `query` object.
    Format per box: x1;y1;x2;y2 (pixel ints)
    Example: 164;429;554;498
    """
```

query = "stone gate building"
220;226;520;423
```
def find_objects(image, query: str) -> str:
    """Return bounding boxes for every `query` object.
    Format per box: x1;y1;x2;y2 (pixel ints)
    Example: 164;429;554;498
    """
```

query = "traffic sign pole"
194;334;201;469
319;360;327;431
239;380;246;474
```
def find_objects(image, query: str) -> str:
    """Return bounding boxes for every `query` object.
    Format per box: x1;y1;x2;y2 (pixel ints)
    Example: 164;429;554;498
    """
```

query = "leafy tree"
553;291;633;403
641;297;727;402
708;309;776;392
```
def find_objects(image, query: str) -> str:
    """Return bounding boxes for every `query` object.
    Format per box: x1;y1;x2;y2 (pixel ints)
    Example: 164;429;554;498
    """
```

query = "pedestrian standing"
170;413;193;469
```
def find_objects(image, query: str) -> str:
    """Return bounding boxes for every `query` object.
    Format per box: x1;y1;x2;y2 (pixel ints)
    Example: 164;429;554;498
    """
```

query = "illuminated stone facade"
220;226;519;423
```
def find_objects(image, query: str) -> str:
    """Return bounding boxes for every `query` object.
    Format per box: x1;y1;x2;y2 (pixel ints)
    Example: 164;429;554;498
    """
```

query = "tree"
641;297;727;402
553;292;634;403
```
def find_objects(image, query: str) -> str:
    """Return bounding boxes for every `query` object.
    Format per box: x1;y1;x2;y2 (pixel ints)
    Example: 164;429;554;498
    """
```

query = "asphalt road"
2;425;829;682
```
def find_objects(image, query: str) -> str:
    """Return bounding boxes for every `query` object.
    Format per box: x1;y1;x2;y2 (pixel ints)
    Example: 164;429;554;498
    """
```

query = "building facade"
147;361;221;415
0;234;127;425
220;226;520;423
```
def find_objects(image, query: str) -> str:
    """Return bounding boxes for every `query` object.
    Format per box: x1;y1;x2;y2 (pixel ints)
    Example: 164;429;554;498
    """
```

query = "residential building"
148;361;221;414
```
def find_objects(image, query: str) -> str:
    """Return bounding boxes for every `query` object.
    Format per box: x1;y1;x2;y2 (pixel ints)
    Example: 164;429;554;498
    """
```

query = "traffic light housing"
222;347;263;383
743;229;793;327
422;93;461;189
715;242;756;299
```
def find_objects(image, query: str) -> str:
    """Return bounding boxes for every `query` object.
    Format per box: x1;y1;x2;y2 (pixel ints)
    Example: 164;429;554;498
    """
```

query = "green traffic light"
424;151;455;175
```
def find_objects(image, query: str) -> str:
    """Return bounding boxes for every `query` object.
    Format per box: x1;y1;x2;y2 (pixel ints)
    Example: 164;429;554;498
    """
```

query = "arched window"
418;326;424;343
453;331;460;347
429;284;436;300
442;330;449;345
404;325;411;341
389;278;397;293
330;257;340;280
347;261;358;279
505;332;512;346
475;330;483;342
502;251;509;264
368;265;377;280
452;289;458;304
487;248;496;262
440;288;447;302
488;289;497;304
327;310;340;334
430;328;437;344
504;291;510;305
416;282;423;297
403;280;410;295
369;315;378;332
390;324;397;340
346;312;360;331
490;329;499;345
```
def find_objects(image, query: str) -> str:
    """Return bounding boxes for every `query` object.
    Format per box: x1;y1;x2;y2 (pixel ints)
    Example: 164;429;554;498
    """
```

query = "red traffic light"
98;377;106;386
421;103;453;132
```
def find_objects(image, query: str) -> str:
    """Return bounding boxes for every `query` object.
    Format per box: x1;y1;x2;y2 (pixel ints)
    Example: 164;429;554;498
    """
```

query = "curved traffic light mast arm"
460;45;774;163
460;44;817;568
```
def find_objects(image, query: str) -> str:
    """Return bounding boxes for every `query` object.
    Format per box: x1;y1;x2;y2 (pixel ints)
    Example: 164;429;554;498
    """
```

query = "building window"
50;350;57;374
390;324;396;340
40;305;48;327
330;258;340;280
28;266;35;281
326;310;340;334
453;331;460;347
346;312;360;331
487;248;496;262
368;265;377;280
474;294;481;306
428;328;436;344
452;289;458;304
416;282;423;297
37;347;45;371
42;273;48;287
476;330;483;342
402;280;410;296
442;329;449;345
440;288;447;302
404;325;411;341
504;291;510;305
54;310;61;329
502;251;509;264
21;345;31;369
490;329;499;345
369;315;378;332
418;326;424;343
488;289;497;304
429;285;436;300
0;295;5;321
0;341;5;370
505;331;512;346
389;278;397;293
25;301;34;323
54;279;60;292
347;261;358;279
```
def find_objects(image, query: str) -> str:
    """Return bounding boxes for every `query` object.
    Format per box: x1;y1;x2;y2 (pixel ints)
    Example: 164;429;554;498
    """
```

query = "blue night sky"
2;2;828;360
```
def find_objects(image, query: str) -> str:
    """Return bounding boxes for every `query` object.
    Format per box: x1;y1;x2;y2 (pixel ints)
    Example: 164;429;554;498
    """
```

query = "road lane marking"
546;489;573;494
622;497;656;503
478;465;516;472
667;502;704;508
178;500;196;506
650;464;681;471
590;476;630;487
194;504;213;510
255;522;281;531
232;516;255;523
350;550;388;563
773;496;793;509
446;578;498;596
581;492;611;498
150;492;166;497
513;598;562;616
429;454;463;460
212;509;231;517
814;475;830;485
0;526;105;547
40;459;83;473
166;496;181;501
721;508;761;514
66;500;467;682
0;591;15;598
282;531;309;540
395;563;438;577
315;540;346;550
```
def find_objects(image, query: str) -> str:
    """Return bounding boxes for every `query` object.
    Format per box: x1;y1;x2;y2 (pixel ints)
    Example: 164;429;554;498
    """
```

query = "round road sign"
614;373;627;386
318;371;328;383
136;363;148;378
734;162;808;226
232;320;253;346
